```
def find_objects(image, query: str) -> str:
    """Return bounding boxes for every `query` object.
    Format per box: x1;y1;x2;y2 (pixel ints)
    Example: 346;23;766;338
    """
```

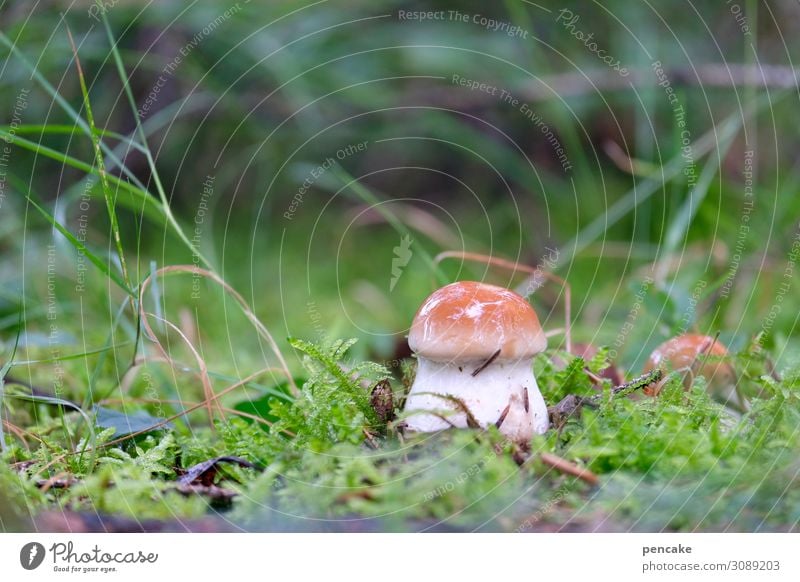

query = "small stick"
523;387;529;413
495;402;511;429
540;452;599;486
362;428;379;449
472;349;501;377
429;411;462;429
583;368;604;386
37;472;75;493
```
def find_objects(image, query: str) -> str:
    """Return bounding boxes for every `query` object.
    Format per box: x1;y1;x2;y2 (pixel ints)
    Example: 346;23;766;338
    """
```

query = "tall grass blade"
0;130;162;221
100;14;213;269
66;26;131;292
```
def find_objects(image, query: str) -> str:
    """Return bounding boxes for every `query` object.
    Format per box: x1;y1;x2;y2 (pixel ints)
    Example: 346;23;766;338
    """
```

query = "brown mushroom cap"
408;281;546;361
643;334;735;395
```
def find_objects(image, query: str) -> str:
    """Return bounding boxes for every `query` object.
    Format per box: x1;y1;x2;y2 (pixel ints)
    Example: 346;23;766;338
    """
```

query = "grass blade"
66;26;131;292
24;191;133;295
6;390;97;464
0;31;150;198
0;124;148;152
514;89;785;294
0;30;209;267
658;116;741;278
0;130;163;221
0;314;23;452
100;14;213;269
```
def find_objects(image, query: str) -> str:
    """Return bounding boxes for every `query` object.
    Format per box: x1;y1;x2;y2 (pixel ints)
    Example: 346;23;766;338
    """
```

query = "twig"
495;401;511;429
37;472;76;492
144;313;222;427
472;349;501;377
540;452;599;486
362;428;379;449
583;367;604;387
139;266;298;397
428;393;481;429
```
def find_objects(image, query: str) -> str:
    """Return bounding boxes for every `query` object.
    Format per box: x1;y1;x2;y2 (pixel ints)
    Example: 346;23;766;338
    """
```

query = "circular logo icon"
20;542;46;570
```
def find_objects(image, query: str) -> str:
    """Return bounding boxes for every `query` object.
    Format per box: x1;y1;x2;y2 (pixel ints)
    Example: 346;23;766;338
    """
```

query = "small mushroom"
642;334;743;410
402;281;549;442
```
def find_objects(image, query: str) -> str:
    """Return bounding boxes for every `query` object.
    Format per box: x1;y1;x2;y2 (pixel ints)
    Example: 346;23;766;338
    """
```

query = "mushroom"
402;281;549;442
642;334;743;410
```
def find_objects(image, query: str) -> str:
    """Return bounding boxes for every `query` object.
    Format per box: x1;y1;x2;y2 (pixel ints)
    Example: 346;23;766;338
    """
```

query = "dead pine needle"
494;401;511;429
143;312;222;428
472;348;501;377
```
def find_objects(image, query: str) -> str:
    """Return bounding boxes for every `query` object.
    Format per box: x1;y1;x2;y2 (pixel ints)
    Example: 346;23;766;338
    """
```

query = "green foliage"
537;350;611;404
560;364;800;530
214;419;283;466
95;433;177;477
0;461;44;526
283;338;389;443
236;429;550;531
63;464;208;520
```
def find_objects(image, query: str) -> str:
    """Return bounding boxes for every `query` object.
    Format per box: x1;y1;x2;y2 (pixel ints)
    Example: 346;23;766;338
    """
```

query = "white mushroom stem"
403;357;549;442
